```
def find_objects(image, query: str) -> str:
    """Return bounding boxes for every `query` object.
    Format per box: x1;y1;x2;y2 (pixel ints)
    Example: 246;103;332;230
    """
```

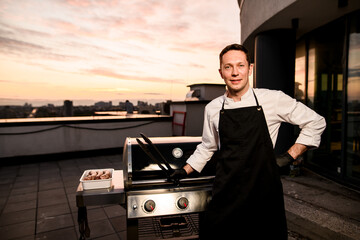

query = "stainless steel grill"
123;134;216;240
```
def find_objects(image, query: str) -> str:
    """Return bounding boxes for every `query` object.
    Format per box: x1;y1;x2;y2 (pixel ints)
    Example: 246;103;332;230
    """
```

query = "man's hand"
276;152;295;167
276;143;308;167
169;168;187;180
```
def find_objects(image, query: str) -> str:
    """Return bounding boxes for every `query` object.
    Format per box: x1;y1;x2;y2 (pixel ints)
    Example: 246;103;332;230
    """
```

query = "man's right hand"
169;168;187;180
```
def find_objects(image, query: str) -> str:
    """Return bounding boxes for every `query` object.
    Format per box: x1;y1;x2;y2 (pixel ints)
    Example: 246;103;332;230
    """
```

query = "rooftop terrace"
0;153;359;240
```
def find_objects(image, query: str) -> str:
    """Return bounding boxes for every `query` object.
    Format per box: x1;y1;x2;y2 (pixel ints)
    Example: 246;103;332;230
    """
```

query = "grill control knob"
177;197;189;209
144;200;155;212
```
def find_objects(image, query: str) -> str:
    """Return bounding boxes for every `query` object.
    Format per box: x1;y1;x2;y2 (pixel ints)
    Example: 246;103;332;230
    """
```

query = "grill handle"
140;133;174;173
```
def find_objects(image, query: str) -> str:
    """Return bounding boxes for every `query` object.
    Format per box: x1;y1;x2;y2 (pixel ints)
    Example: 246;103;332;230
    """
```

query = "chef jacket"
186;87;326;173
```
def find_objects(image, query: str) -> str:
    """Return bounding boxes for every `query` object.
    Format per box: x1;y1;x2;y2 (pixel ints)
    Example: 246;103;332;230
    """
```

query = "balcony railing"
0;114;172;160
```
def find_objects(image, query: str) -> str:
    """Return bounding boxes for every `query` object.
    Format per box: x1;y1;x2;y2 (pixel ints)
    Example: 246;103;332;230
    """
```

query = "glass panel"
307;48;316;108
295;40;306;103
306;18;346;175
346;12;360;182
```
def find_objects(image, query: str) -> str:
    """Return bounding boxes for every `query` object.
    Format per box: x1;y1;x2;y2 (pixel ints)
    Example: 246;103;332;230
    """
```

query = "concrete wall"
170;101;208;136
239;0;295;44
0;116;172;158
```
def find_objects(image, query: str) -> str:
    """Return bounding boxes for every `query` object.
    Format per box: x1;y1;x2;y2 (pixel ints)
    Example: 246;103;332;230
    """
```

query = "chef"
171;43;326;239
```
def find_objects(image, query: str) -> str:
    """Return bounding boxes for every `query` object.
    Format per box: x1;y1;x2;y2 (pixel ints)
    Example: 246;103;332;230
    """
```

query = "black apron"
200;91;287;239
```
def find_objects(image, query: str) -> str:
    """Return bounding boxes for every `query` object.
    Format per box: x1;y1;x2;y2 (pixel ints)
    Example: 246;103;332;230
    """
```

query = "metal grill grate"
138;214;199;240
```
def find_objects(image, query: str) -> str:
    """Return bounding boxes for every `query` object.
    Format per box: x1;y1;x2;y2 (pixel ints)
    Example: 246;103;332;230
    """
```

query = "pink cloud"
65;0;118;8
86;68;184;84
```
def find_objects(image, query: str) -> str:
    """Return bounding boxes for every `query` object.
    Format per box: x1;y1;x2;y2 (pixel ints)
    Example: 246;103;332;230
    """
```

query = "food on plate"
83;170;111;180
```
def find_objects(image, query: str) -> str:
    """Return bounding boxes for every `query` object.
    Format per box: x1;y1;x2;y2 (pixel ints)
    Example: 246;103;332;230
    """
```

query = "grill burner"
138;214;199;240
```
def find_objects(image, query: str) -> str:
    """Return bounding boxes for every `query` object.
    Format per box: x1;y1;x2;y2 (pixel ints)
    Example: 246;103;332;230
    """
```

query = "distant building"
171;83;226;136
185;83;226;101
63;100;73;117
94;101;112;109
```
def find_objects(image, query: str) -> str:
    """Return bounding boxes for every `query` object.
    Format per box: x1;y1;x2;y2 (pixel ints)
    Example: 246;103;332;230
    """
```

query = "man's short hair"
219;44;250;66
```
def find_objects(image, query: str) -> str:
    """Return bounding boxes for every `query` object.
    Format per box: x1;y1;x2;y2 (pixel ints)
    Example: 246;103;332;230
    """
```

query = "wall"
0;116;172;158
170;101;208;136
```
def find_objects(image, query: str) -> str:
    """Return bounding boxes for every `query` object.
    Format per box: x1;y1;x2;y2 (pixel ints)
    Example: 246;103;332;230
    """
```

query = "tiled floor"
0;154;126;240
1;154;359;240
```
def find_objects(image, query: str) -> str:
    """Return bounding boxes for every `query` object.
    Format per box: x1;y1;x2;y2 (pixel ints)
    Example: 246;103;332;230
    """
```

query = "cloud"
143;92;166;96
64;0;119;8
0;36;82;63
0;36;46;52
85;68;185;84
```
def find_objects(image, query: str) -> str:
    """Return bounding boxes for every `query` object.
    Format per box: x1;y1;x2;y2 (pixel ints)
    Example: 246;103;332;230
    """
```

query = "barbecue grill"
123;134;216;240
76;134;216;240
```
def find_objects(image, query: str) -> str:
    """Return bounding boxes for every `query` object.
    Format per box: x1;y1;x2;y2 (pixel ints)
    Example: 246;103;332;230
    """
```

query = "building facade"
239;0;360;188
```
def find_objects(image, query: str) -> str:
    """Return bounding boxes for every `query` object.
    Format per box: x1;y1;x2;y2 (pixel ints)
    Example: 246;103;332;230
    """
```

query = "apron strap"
221;89;260;110
252;89;260;107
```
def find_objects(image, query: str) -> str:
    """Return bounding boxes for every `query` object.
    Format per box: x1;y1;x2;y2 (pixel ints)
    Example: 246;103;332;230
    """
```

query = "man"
171;44;326;239
125;100;134;114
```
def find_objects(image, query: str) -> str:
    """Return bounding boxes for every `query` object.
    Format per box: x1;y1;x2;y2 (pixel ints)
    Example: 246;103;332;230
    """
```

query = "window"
298;10;360;187
346;13;360;182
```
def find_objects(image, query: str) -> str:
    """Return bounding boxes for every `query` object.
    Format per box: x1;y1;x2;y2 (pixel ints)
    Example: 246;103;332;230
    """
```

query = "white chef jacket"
186;87;326;173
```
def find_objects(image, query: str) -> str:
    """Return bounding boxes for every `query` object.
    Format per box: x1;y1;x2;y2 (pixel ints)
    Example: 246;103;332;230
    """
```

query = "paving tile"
0;165;19;174
18;165;39;176
3;199;36;213
38;180;64;191
10;185;38;195
87;219;115;239
36;213;74;233
7;192;37;204
95;233;121;240
104;205;126;218
14;174;38;183
117;231;127;240
66;193;78;213
65;185;78;195
0;208;36;226
0;197;8;211
0;220;35;239
0;187;11;198
13;178;38;189
37;188;67;207
87;207;108;223
37;203;70;219
35;226;77;240
39;173;61;181
109;216;126;232
13;235;35;240
0;175;16;185
69;206;108;226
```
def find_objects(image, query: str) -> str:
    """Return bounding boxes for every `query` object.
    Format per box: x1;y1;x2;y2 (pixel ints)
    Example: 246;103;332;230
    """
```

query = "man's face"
219;50;253;97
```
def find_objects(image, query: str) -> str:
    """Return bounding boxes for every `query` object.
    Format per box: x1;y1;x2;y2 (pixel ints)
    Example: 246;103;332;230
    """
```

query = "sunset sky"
0;0;240;106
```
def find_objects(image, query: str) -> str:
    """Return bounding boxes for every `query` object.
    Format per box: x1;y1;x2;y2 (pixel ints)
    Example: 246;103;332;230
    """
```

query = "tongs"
136;133;174;179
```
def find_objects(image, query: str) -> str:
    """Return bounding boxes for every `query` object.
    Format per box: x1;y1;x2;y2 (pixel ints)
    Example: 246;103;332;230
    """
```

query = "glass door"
346;13;360;184
306;18;346;175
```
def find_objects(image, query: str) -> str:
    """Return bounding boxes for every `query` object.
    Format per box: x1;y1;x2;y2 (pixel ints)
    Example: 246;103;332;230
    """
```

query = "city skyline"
0;0;240;106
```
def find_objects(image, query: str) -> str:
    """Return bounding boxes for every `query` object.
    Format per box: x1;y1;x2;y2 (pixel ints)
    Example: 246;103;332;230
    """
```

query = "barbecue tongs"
136;133;175;180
